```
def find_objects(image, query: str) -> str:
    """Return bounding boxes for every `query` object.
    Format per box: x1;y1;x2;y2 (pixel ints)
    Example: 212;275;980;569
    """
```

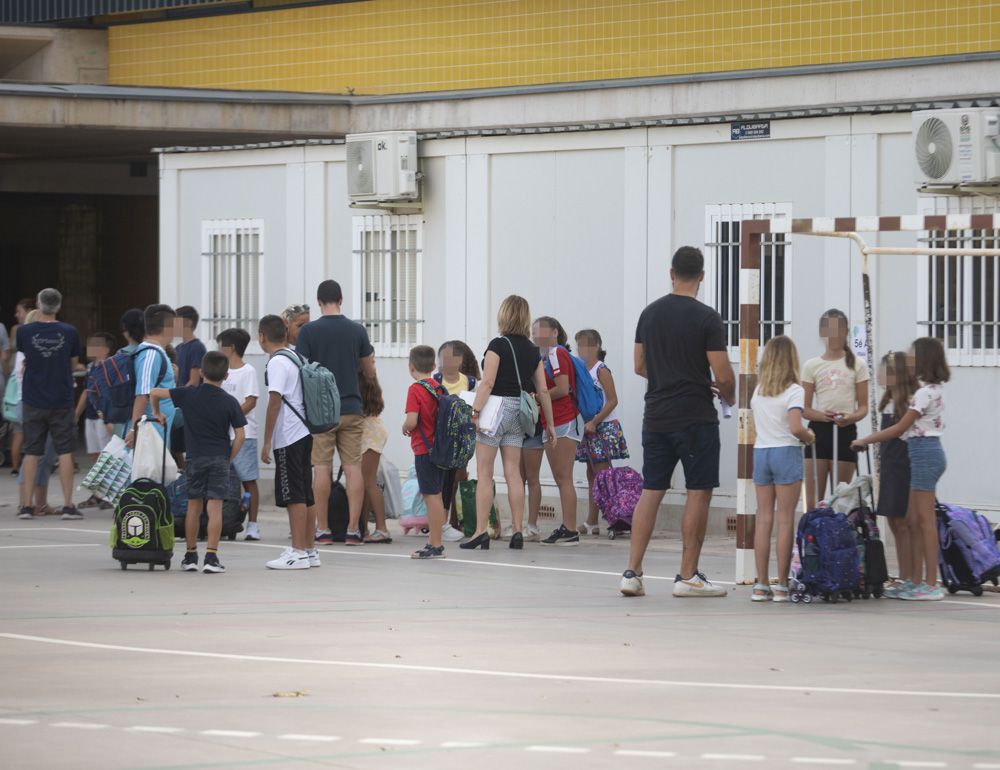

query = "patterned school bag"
592;466;642;533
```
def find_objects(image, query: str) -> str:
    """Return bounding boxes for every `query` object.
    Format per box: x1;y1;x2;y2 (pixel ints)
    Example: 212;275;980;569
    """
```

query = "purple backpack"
592;467;643;529
936;502;1000;595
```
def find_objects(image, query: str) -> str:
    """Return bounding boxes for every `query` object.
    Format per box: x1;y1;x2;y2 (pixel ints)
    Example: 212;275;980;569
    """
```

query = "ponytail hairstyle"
359;371;385;417
574;328;607;362
819;308;855;369
535;316;570;352
757;335;800;397
878;351;918;417
911;336;950;385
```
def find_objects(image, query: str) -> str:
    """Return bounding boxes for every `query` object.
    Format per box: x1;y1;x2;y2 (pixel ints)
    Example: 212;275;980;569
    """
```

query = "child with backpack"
216;328;261;541
403;345;452;559
151;350;246;574
872;351;917;597
750;336;815;602
573;329;629;536
852;337;949;601
436;340;480;539
359;369;392;544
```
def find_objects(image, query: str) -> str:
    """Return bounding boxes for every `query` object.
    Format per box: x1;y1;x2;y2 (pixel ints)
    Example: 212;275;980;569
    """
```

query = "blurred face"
439;345;463;376
87;339;110;361
576;338;600;363
906;348;917;376
287;312;309;344
532;322;557;352
820;316;847;346
15;304;29;324
877;362;888;388
218;343;235;359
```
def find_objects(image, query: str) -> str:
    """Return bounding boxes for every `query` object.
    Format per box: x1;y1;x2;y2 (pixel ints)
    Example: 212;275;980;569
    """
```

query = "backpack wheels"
119;560;128;570
972;585;984;597
947;583;959;594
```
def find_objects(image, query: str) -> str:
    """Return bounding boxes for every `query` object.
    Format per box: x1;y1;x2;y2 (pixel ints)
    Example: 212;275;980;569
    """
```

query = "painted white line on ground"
615;749;678;758
940;600;1000;610
51;722;109;730
525;746;590;754
0;528;107;534
0;544;101;550
201;729;260;738
973;764;1000;769
359;738;421;746
3;632;998;701
884;762;947;768
278;734;340;742
127;726;184;734
791;759;857;766
702;754;766;761
440;742;487;748
0;718;37;725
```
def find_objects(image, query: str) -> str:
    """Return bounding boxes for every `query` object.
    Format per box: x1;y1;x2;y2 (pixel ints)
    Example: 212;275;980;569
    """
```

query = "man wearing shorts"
620;247;736;599
295;280;376;547
16;288;84;520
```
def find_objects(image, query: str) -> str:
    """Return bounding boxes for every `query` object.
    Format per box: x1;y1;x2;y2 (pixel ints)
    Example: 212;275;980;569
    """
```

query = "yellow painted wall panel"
108;0;1000;95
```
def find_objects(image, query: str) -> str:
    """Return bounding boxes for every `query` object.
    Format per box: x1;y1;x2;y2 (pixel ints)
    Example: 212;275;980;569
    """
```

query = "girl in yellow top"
802;308;869;509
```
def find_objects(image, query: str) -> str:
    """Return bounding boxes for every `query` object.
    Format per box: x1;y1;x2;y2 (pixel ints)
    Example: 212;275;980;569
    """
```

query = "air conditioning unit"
346;131;419;203
913;108;1000;189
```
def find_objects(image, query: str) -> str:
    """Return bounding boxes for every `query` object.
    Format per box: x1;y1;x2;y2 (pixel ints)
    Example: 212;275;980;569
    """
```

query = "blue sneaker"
883;580;912;599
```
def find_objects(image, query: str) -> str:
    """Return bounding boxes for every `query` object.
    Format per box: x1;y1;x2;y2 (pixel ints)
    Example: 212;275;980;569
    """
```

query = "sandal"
364;530;393;544
751;583;773;602
772;584;790;603
577;523;600;536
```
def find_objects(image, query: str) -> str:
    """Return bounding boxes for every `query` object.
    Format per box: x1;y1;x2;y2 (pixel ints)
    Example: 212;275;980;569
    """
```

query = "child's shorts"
85;418;111;455
186;455;232;500
752;446;803;486
232;438;259;482
907;436;946;492
414;454;447;496
274;435;314;508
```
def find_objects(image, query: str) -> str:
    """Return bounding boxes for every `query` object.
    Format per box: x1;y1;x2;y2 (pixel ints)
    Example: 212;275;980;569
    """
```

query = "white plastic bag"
376;457;404;519
130;420;178;485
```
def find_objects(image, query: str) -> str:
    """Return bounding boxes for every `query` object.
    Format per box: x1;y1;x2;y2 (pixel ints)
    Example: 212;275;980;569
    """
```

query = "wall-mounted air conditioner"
346;130;419;204
913;108;1000;190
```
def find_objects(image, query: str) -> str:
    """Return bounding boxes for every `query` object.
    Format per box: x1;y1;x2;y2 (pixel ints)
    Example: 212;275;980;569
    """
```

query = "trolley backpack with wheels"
111;419;175;571
830;447;889;599
936;502;1000;596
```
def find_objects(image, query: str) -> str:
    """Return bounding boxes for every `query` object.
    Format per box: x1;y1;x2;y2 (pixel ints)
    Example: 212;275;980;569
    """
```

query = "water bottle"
241;491;251;513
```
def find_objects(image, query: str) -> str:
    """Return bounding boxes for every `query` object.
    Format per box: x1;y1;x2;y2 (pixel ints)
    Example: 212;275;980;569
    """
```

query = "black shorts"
186;456;232;500
274;435;314;508
804;421;857;463
641;422;720;491
414;454;447;496
22;404;77;456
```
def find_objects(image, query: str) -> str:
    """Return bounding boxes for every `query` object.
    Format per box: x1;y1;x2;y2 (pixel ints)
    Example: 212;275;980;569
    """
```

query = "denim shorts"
231;438;259;482
186;456;233;500
752;446;804;486
907;436;946;492
414;454;448;496
641;422;720;491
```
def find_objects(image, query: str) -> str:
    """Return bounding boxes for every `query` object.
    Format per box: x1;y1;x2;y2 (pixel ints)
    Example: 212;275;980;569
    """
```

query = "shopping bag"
79;434;133;505
377;457;403;519
458;479;500;538
130;419;178;485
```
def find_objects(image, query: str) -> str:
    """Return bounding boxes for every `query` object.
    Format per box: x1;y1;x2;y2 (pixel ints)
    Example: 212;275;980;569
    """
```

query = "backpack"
592;466;643;530
545;345;604;423
3;376;17;422
417;381;476;470
88;346;168;424
265;349;340;434
936;502;1000;595
795;507;860;599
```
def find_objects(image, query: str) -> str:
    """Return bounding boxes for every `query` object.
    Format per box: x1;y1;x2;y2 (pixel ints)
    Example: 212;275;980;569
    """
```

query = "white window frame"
917;196;1000;367
351;214;424;358
200;218;265;352
704;202;793;359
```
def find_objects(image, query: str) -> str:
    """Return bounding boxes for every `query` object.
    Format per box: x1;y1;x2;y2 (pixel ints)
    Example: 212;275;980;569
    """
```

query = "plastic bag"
376;457;403;519
79;434;133;505
130;420;178;485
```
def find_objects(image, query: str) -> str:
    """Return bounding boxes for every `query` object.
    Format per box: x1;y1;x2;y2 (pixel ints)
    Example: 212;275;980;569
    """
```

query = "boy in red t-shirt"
403;345;448;559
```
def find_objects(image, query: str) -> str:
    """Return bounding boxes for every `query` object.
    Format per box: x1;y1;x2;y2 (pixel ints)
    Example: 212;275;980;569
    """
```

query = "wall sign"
730;120;771;141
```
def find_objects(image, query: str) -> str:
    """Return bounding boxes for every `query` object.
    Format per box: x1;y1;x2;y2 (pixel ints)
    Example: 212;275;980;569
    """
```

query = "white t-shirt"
904;383;945;440
265;351;310;450
751;383;805;448
588;361;619;423
801;355;869;416
221;363;259;439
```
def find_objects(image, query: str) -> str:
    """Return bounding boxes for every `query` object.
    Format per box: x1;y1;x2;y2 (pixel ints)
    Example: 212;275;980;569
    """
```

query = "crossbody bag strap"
504;336;526;392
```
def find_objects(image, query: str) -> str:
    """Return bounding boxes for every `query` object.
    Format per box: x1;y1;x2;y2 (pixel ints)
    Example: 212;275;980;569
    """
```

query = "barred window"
200;219;263;343
705;203;792;352
351;214;423;357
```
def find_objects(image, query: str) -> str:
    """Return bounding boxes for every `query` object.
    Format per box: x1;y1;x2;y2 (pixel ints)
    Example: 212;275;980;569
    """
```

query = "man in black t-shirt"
620;247;736;599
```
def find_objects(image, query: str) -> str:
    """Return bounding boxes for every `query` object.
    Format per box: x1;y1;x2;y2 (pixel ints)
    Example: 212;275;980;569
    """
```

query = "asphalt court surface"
1;509;999;770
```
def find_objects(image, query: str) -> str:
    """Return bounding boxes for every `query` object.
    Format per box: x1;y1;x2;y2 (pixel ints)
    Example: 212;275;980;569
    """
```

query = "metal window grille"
705;203;792;352
351;214;423;358
200;219;263;344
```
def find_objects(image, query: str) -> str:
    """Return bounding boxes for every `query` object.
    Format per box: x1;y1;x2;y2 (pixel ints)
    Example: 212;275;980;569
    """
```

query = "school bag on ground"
87;346;168;425
111;418;174;571
326;467;351;540
400;465;429;535
266;349;341;434
936;502;1000;596
829;449;888;599
417;381;476;470
170;467;246;541
544;345;604;423
457;478;500;539
376;457;403;519
592;466;642;539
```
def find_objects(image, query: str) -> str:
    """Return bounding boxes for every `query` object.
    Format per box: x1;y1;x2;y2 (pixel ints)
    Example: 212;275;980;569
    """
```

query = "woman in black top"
464;295;555;551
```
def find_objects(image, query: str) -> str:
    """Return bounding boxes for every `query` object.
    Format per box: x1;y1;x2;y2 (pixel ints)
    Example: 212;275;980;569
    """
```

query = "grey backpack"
266;349;341;434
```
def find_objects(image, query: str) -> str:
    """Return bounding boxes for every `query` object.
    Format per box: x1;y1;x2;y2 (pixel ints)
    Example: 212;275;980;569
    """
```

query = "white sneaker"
620;570;645;597
672;571;727;598
523;523;541;542
244;522;260;541
441;524;464;542
306;549;321;568
266;548;310;570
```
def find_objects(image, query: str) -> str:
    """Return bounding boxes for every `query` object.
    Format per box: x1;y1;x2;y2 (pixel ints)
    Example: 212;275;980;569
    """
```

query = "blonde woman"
464;296;555;551
750;336;815;602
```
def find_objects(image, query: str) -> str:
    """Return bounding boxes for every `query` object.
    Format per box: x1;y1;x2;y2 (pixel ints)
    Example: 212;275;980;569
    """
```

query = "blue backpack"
545;346;604;422
417;381;476;470
87;346;168;424
936;502;1000;594
796;508;860;598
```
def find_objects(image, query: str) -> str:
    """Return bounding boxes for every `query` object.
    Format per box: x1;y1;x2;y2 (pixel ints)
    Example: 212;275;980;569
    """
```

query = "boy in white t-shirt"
259;315;316;571
217;328;261;541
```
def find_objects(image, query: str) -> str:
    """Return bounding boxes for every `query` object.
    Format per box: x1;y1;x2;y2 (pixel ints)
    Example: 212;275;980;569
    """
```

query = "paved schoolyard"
1;474;999;770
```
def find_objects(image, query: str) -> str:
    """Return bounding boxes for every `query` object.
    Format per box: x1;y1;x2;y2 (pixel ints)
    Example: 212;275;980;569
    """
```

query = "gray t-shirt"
295;314;374;416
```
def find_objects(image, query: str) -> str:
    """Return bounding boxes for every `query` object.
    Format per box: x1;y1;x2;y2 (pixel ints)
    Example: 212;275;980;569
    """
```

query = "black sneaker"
17;507;35;520
202;553;226;574
60;506;84;521
181;552;200;572
411;544;445;559
541;525;580;546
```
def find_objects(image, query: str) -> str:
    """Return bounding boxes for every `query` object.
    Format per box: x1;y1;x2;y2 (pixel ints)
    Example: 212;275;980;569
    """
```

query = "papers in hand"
460;391;503;436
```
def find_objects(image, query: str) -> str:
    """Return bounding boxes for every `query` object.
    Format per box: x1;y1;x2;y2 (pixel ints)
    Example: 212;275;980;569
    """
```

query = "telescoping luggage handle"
135;415;168;484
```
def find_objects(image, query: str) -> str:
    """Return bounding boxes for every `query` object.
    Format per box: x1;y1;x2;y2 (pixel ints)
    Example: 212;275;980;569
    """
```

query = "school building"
3;1;999;518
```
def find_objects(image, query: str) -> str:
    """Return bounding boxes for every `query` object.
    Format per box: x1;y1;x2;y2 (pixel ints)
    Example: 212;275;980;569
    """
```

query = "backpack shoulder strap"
418;380;444;400
264;348;309;428
133;345;170;388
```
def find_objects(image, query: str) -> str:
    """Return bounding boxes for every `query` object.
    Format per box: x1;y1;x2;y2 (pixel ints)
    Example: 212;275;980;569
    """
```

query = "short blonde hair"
497;295;531;337
24;309;40;325
757;335;801;397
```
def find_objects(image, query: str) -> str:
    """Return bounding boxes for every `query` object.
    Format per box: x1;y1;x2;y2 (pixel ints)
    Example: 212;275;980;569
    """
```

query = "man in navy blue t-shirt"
15;288;84;521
